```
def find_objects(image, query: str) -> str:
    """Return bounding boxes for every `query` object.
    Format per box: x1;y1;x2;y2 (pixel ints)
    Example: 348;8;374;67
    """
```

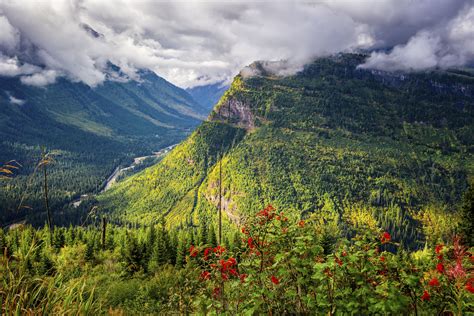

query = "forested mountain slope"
0;70;207;225
100;54;474;243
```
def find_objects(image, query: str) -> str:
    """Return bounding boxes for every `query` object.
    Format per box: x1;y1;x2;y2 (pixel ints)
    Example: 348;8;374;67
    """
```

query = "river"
71;144;177;208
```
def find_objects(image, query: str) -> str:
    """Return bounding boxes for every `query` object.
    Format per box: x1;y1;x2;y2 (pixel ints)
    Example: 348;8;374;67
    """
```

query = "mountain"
186;82;228;110
0;70;208;225
100;53;473;242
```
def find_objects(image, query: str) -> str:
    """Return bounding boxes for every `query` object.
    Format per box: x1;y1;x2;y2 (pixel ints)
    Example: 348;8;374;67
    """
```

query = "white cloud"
0;54;39;77
0;0;472;88
20;69;58;86
8;94;25;105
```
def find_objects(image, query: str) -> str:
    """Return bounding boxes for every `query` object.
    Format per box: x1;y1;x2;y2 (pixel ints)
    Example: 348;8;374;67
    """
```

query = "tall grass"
0;241;102;315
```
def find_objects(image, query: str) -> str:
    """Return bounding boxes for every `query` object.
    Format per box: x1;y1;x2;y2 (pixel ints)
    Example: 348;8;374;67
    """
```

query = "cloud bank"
0;0;472;88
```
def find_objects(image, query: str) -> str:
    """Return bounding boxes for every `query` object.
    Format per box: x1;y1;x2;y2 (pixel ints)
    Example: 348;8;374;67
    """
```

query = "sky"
0;0;473;88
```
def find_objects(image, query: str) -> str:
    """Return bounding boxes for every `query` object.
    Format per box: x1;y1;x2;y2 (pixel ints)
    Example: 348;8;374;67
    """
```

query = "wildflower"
214;245;225;254
421;290;430;301
437;255;443;261
435;244;443;254
428;278;440;287
342;251;348;257
213;287;221;298
380;232;391;244
436;263;444;273
229;268;238;276
241;226;249;235
298;220;305;228
203;247;212;260
380;256;385;262
227;257;237;266
240;273;248;283
271;275;280;285
447;261;466;279
248;237;255;249
220;259;231;272
335;256;343;266
466;279;474;293
189;245;198;257
200;271;211;280
221;273;229;281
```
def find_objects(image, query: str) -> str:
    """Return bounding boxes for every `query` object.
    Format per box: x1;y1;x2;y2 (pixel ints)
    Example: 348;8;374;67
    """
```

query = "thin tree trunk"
42;147;52;231
102;217;107;250
218;154;222;245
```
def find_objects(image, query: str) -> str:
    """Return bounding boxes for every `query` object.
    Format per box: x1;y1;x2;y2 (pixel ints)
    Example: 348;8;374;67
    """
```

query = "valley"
71;144;177;208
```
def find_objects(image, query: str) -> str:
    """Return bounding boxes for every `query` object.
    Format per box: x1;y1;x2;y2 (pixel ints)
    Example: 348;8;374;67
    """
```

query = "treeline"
1;190;472;314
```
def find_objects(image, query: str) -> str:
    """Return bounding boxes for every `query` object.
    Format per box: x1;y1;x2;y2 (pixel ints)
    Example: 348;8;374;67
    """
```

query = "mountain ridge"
99;53;472;243
0;71;208;225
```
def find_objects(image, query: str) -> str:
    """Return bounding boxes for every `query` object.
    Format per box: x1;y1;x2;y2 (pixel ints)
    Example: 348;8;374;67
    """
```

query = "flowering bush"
186;205;473;314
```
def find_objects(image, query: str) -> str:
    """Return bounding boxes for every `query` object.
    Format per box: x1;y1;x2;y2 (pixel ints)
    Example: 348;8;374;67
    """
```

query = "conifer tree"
199;221;208;245
459;182;474;246
207;224;217;247
123;234;143;274
175;234;187;268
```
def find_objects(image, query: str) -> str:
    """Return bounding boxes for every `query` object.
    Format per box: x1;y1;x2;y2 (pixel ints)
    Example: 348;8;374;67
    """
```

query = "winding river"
72;144;177;208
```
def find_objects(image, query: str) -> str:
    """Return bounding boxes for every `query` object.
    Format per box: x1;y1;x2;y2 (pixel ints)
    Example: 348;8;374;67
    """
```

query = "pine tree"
123;234;143;274
85;240;95;262
459;182;474;246
207;224;217;247
199;221;208;245
175;235;187;268
52;228;65;250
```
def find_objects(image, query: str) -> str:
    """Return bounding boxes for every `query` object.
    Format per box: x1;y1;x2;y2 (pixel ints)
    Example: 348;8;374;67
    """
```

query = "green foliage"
0;70;207;225
102;54;473;249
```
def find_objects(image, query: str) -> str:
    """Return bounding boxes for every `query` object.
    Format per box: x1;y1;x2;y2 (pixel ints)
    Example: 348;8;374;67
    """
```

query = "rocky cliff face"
211;98;255;130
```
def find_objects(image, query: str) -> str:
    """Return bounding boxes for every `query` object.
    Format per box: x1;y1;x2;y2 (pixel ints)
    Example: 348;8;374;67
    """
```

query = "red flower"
200;271;211;280
213;245;225;254
436;263;444;273
227;257;237;266
220;259;231;272
435;244;443;254
380;232;391;244
204;247;214;260
241;226;249;235
421;290;430;301
447;261;466;279
298;220;305;228
189;245;198;257
257;209;270;218
335;257;343;266
229;268;238;276
466;279;474;293
213;287;221;298
380;256;385;262
271;275;280;285
437;255;443;261
428;278;440;287
221;273;229;281
239;273;248;283
248;237;255;249
342;251;348;257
